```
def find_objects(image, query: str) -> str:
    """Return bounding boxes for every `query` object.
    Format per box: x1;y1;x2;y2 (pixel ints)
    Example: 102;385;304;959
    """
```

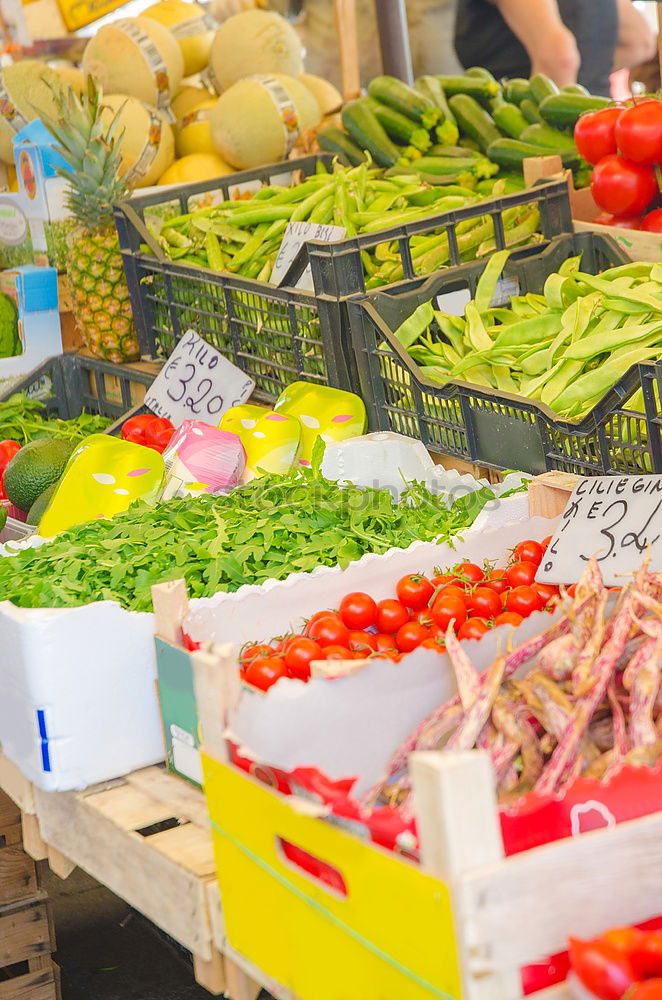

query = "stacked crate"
0;790;59;1000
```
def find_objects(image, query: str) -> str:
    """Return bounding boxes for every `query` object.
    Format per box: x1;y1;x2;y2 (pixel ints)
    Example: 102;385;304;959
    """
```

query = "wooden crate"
0;793;37;908
0;894;59;1000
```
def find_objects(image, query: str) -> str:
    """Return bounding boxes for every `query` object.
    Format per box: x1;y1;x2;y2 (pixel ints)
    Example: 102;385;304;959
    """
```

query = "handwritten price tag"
270;221;346;291
144;329;254;428
536;474;662;586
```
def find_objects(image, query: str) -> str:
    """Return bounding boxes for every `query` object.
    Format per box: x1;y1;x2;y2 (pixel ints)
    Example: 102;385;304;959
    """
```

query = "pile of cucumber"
319;69;609;190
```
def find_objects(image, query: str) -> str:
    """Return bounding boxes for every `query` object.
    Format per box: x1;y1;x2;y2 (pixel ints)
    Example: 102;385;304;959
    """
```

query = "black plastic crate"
114;152;573;402
348;231;662;476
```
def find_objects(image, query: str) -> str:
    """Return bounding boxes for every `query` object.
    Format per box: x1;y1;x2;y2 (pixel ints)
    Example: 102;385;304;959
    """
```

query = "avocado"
26;482;58;526
4;438;77;512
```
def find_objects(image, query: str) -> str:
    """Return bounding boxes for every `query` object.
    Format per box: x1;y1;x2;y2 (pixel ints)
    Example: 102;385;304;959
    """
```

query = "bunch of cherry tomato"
574;100;662;230
239;536;558;691
0;439;21;502
571;927;662;1000
120;414;175;453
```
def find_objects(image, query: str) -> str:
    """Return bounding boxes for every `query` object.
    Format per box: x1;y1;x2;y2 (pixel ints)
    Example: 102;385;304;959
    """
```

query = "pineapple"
40;80;140;363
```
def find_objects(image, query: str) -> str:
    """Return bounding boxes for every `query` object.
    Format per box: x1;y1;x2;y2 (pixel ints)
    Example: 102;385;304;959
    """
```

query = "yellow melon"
101;95;175;188
175;97;217;157
142;0;214;77
210;73;320;170
299;74;341;116
0;61;64;164
82;17;184;113
171;83;213;121
209;9;302;92
158;152;233;185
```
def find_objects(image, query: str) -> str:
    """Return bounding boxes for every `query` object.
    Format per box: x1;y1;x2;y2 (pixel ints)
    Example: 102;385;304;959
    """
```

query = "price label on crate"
144;329;254;428
536;474;662;586
271;221;346;291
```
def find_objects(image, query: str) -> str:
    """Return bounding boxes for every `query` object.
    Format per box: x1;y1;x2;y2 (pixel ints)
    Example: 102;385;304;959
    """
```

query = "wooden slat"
0;896;52;968
458;807;662;973
0;794;21;835
527;472;579;519
0;846;38;907
0;967;59;1000
83;785;177;832
145;824;216;879
125;767;209;829
0;754;35;816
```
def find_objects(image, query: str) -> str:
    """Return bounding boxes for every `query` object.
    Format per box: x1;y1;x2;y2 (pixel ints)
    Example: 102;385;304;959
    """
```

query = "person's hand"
208;0;264;24
529;23;581;86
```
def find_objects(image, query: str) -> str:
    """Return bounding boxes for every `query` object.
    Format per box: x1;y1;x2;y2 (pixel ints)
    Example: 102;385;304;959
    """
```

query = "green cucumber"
561;83;590;96
368;75;440;128
538;92;611;127
364;97;431;151
429;144;481;158
464;66;498;83
458;136;481;152
503;78;531;105
414;75;456;123
486;137;580;169
520;98;545;125
317;126;367;166
436;74;500;100
492;101;529;139
341;99;400;167
529;73;559;104
447;93;501;153
520;123;577;151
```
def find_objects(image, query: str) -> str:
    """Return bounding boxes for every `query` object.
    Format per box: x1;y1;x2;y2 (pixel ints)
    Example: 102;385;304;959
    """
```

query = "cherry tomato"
421;637;446;653
598;928;645;955
494;611;523;627
506;586;543;617
121;414;157;441
431;594;467;631
453;561;484;587
485;569;508;596
395;621;429;652
306;610;339;629
513;539;544;565
241;643;274;665
374;633;398;652
323;644;353;660
457;618;490;641
506;560;538;588
569;937;637;1000
375;599;410;634
396;573;434;610
415;608;434;628
284;637;323;680
338;592;377;630
436;583;466;603
591;155;658;217
532;582;560;606
642;208;662;233
615;100;662;165
347;630;378;653
0;440;20;473
541;535;552;548
143;417;175;449
245;656;288;691
627;981;662;1000
306;614;350;648
629;932;662;978
465;586;502;620
595;211;643;230
574;106;622;165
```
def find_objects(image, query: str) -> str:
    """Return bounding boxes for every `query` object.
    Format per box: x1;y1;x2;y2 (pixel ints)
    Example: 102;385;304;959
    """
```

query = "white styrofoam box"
0;481;530;792
206;515;562;796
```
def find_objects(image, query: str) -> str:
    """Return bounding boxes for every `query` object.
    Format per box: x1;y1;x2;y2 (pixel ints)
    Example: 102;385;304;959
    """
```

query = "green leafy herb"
0;393;113;444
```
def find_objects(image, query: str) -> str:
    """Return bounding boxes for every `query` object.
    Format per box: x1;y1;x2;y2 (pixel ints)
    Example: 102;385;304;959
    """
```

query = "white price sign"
536;474;662;586
270;221;346;291
144;329;254;428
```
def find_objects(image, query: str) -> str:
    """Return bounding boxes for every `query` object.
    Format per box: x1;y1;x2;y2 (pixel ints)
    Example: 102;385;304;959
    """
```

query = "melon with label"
210;73;320;170
101;95;175;188
0;61;64;164
209;9;303;91
82;16;184;113
143;0;214;77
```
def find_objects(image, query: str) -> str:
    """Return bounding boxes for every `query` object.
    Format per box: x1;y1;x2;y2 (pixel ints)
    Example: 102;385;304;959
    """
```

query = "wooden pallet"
0;793;37;908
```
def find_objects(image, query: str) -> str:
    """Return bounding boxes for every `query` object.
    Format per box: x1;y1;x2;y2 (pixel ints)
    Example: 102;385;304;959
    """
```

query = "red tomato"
506;560;538;588
594;211;643;230
415;608;434;628
395;622;429;652
615;100;662;165
431;573;454;588
574;106;622;165
375;599;410;634
121;413;157;441
591;155;658;217
494;611;523;627
374;633;398;652
245;656;288;691
642;208;662;233
457;618;490;641
437;583;467;603
513;539;544;565
485;569;508;596
323;645;353;660
506;586;543;617
599;928;645;955
421;637;446;653
0;440;20;472
284;637;323;680
465;586;502;619
306;615;350;648
347;630;378;653
629;932;662;978
431;594;467;631
143;417;175;450
532;582;560;606
240;643;274;665
396;573;434;610
306;610;339;629
569;938;637;1000
627;982;662;1000
338;592;377;630
453;561;484;587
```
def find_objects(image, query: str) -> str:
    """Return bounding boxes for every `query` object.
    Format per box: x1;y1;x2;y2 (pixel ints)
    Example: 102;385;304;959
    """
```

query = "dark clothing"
454;0;618;96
